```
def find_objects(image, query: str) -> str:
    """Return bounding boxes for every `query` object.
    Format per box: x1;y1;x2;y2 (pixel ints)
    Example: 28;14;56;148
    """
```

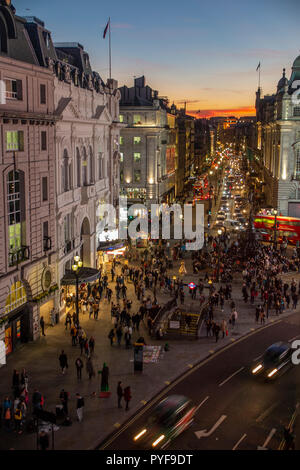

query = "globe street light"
216;229;222;283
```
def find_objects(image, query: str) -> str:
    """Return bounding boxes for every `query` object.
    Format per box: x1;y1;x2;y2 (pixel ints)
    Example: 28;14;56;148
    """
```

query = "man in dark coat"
59;350;68;375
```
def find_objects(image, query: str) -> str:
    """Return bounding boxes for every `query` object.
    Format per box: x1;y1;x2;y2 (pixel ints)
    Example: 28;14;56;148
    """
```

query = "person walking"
59;350;68;375
76;393;84;422
123;386;132;411
75;357;83;380
59;389;69;416
108;328;115;346
65;313;72;330
40;316;46;336
117;381;123;408
86;356;95;380
89;336;95;355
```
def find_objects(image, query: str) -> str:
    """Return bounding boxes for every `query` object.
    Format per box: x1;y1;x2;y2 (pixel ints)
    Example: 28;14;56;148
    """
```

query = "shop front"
97;241;126;269
2;281;31;356
4;305;31;356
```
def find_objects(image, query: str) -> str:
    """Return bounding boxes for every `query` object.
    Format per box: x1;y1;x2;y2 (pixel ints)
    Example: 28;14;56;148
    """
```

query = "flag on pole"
103;19;110;39
256;62;261;71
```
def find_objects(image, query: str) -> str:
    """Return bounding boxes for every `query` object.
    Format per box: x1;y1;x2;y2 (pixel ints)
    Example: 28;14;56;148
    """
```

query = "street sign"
188;282;196;289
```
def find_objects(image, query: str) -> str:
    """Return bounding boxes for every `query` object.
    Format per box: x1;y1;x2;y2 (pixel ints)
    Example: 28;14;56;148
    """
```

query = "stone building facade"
0;1;57;357
256;56;300;216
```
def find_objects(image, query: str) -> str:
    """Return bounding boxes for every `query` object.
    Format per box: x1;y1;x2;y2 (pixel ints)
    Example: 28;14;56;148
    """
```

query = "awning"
61;268;100;286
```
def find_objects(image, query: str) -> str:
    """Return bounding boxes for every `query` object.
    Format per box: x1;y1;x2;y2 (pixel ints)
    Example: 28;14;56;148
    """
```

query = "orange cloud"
186;106;256;119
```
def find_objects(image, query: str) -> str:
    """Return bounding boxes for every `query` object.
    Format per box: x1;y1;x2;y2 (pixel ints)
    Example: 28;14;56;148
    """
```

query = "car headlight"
267;368;278;378
134;429;147;441
152;435;165;447
252;364;263;374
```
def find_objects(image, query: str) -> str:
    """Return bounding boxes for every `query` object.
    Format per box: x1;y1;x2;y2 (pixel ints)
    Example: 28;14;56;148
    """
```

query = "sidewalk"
0;257;299;450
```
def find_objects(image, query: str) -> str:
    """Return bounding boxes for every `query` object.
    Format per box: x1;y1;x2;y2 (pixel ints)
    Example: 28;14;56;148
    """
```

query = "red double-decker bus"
254;214;300;244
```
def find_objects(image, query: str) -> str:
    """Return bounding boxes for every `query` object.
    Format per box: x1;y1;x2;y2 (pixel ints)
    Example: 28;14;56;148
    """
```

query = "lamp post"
72;255;83;324
216;229;222;283
274;210;278;250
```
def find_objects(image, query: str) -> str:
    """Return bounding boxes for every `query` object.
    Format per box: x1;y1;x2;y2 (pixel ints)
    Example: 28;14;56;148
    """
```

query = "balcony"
9;245;30;267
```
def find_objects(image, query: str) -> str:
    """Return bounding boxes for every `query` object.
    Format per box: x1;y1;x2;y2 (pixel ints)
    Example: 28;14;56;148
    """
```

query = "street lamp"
274;209;278;250
216;229;222;283
72;256;83;324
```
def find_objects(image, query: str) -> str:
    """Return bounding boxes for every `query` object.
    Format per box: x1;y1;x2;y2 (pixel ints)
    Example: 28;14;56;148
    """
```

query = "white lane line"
262;428;276;448
232;433;247;450
288;335;300;342
218;367;244;387
253;355;261;361
195;396;209;414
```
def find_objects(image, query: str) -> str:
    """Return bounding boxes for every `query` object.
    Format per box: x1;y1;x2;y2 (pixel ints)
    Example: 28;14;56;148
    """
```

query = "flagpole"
109;17;111;80
258;62;261;90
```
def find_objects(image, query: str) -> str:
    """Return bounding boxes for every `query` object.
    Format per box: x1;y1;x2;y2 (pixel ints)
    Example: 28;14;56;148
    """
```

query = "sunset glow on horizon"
13;0;300;119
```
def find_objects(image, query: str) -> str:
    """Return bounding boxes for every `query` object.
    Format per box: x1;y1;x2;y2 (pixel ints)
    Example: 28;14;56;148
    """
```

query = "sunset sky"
14;0;300;118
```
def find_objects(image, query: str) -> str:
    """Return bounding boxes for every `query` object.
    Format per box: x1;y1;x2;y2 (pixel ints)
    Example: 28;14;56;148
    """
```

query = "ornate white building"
256;55;300;216
50;42;121;317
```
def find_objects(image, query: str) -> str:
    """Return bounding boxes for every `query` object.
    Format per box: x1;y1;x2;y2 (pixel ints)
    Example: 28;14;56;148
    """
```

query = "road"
100;311;300;450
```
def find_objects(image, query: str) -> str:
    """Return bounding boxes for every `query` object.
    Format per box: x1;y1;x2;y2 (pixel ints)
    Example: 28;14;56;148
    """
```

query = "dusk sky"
14;0;300;118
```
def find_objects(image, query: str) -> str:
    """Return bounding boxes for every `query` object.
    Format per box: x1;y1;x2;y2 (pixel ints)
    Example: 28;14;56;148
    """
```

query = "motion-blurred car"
251;342;293;380
133;395;196;449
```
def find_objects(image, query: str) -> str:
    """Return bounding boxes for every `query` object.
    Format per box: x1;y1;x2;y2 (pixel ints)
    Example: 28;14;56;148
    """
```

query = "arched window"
82;147;88;186
76;148;81;187
62;149;69;192
89;146;94;183
7;170;25;263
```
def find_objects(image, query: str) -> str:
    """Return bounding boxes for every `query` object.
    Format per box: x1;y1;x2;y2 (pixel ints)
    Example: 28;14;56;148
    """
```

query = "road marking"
98;318;283;449
250;328;255;331
288;335;300;342
195;396;209;413
262;428;276;448
188;364;193;368
164;381;170;385
253;355;261;361
278;402;299;450
209;350;215;354
113;423;121;428
256;402;280;423
141;400;147;405
195;415;227;439
232;433;247;450
218;367;244;387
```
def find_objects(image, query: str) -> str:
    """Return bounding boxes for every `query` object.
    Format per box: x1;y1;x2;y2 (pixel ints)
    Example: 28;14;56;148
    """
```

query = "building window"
5;282;27;315
120;152;124;162
82;147;88;186
89;146;94;184
119;114;124;123
98;152;103;179
120;170;124;183
63;214;73;252
62;149;69;192
294;107;300;117
134;170;141;182
76;148;81;187
7;170;25;254
42;176;48;201
296;148;300;179
40;84;46;104
120;136;124;145
134;136;141;144
133;114;141;124
5;78;22;100
6;131;24;151
134;152;141;163
41;131;47;151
